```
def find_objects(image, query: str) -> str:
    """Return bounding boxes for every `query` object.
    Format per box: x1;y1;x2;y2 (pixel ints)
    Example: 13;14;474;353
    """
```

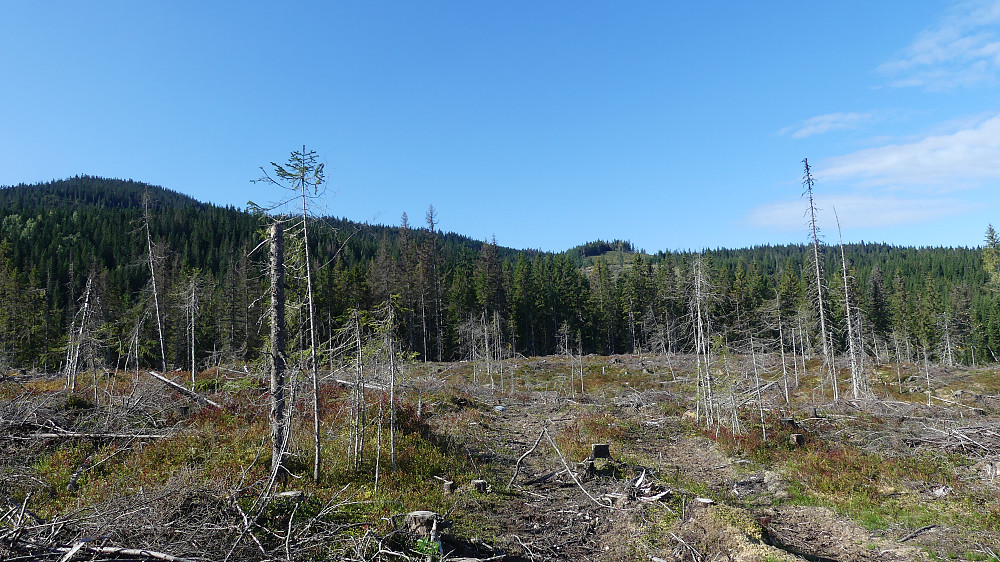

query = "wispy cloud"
879;0;1000;90
781;112;877;139
818;112;1000;188
746;195;971;232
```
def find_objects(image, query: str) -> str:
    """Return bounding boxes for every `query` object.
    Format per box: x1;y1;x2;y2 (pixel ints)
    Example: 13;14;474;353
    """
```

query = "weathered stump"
404;510;440;539
591;443;610;459
471;479;488;493
443;480;455;494
789;433;805;447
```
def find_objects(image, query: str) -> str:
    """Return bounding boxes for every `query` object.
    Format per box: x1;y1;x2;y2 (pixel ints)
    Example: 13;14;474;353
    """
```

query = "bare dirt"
422;355;1000;561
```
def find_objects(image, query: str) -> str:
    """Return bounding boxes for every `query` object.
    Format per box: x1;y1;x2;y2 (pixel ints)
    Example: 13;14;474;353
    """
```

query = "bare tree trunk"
351;311;366;471
923;347;932;406
388;305;397;472
269;222;287;484
184;275;199;385
943;314;954;367
144;196;167;374
803;158;835;400
692;256;713;428
835;209;861;399
750;335;766;442
64;276;94;392
295;163;323;483
778;314;790;403
894;332;904;393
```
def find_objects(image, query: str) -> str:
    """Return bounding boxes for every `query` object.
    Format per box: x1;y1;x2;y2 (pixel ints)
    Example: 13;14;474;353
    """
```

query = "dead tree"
835;208;865;399
689;255;715;427
143;193;168;373
803;158;836;400
64;276;94;391
269;222;288;484
256;146;327;482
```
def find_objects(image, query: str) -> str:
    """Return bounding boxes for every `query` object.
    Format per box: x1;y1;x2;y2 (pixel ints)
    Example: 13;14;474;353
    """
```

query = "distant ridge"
0;175;205;211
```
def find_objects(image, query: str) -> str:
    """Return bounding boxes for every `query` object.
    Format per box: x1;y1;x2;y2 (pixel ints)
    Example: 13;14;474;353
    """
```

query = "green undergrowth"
9;380;504;546
701;409;1000;539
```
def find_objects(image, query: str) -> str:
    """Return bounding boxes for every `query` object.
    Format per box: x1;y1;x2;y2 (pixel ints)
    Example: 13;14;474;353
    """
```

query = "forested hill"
0;176;996;373
0;176;204;211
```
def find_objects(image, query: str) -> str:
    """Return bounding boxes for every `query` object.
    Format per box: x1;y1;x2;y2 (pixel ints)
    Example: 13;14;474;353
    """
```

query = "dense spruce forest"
0;175;995;373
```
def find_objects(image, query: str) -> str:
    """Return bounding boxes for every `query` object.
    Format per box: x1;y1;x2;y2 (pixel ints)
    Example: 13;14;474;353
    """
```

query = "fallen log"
148;371;220;408
334;379;387;392
53;543;195;562
10;431;168;440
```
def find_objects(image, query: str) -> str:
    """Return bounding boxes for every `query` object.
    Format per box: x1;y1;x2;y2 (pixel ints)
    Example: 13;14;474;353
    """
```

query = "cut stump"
591;443;611;459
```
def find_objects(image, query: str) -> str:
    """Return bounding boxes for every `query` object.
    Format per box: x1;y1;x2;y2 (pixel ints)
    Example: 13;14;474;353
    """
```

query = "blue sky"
3;1;1000;252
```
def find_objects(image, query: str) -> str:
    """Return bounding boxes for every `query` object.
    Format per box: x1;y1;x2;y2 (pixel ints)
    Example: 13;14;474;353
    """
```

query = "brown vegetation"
3;354;1000;561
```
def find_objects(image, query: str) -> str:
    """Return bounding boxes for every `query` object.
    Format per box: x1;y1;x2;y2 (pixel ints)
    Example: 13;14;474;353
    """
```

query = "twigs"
915;424;1000;456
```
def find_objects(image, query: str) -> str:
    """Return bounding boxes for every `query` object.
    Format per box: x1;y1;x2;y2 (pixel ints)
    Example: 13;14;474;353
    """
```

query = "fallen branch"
507;428;545;490
334;379;387;392
11;431;168;440
148;371;220;408
53;543;195;562
898;524;937;542
542;427;614;510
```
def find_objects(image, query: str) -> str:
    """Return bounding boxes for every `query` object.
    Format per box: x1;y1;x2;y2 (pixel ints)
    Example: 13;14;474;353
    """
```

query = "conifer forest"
0;175;995;375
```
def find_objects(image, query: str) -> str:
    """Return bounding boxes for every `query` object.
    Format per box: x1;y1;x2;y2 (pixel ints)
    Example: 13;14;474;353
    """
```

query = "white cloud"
817;112;1000;188
746;195;971;232
879;0;1000;90
781;112;876;139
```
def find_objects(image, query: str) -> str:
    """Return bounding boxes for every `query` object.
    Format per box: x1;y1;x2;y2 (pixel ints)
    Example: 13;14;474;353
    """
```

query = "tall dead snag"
64;276;94;391
269;222;287;484
834;208;865;399
689;254;715;428
143;193;168;374
802;158;836;400
257;146;326;482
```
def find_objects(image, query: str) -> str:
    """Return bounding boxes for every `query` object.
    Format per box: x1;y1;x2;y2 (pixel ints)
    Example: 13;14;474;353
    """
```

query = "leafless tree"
269;222;288;484
803;158;836;400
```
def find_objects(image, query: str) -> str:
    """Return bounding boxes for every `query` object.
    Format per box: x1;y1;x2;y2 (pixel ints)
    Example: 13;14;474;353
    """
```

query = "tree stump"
789;434;805;447
591;443;611;459
471;479;488;493
779;417;798;429
404;511;440;539
443;480;455;494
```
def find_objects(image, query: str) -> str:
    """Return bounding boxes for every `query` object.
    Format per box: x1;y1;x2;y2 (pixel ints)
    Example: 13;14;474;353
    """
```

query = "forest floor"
2;354;1000;561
